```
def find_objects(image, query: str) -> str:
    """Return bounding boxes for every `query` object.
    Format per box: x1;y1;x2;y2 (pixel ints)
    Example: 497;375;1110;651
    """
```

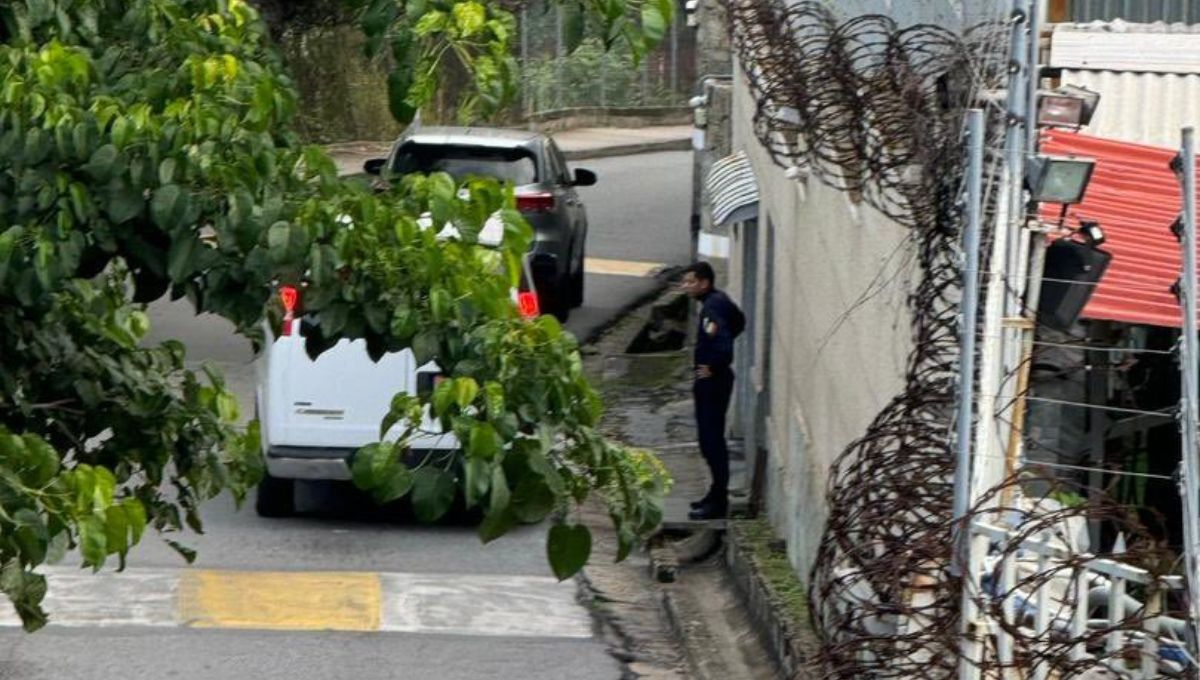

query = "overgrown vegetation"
0;0;673;630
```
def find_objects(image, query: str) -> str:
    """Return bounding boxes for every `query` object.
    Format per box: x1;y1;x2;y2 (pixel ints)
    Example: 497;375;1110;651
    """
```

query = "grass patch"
734;517;811;629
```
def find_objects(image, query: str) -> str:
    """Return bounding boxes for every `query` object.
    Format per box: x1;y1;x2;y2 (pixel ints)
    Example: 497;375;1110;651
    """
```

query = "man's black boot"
688;499;727;521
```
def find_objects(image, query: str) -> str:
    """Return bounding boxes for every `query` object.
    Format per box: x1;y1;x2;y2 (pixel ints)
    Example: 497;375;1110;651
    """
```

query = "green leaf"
78;515;107;569
453;377;479;409
463;456;490;507
351;442;393;490
104;505;129;557
83;144;120;183
478;506;515;544
105;180;143;223
547;523;591;580
122;499;147;546
267;220;310;267
468;421;501;460
386;70;416;125
413;9;447;36
489;465;510;516
432;379;455;417
412;330;439;366
375;465;414;503
511;474;557;523
19;434;59;487
452;1;486;37
165;539;197;565
429;287;452;322
159;157;178;185
215;391;239;422
167;236;199;283
150;184;186;230
411;467;456;522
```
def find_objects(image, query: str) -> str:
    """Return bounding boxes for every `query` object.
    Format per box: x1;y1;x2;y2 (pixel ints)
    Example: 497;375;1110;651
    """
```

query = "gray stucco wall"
728;65;915;578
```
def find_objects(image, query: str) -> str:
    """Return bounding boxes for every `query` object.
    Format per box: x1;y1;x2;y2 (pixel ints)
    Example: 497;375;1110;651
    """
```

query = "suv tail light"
516;192;555;213
517;290;540;319
279;285;300;336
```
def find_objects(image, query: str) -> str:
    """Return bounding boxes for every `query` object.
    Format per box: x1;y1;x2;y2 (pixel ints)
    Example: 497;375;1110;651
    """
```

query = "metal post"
1177;126;1200;645
954;109;986;556
954;108;986;680
1026;0;1042;154
971;0;1030;504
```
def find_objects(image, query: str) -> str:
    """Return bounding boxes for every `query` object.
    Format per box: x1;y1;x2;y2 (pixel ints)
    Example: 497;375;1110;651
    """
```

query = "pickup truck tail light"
516;192;555;213
279;285;300;336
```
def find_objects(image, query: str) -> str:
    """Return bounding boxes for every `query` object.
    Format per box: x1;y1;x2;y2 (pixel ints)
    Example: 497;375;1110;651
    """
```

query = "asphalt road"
0;151;692;680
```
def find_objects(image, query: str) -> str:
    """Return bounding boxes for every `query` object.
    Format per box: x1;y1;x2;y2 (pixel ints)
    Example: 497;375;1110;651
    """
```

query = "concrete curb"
564;139;693;162
724;523;821;680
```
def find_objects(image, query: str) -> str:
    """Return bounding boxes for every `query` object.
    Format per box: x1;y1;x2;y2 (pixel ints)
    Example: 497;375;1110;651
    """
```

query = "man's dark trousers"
694;366;734;507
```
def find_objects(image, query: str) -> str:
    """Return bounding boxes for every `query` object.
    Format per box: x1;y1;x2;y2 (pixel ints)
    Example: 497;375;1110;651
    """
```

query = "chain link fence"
516;0;695;118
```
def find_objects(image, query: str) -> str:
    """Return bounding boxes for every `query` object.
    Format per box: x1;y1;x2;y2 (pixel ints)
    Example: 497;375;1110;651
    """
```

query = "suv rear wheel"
255;472;295;518
570;248;585;308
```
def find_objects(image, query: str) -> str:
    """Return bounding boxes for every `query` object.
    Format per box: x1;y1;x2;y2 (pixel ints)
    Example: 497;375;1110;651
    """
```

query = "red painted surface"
1039;129;1193;328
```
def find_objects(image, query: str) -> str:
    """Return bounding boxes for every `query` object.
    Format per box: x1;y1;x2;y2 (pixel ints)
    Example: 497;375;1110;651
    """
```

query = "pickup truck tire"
255;472;295;518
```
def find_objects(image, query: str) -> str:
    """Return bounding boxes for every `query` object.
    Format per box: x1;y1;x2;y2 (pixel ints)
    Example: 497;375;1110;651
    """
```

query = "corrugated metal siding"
1068;0;1200;23
1061;70;1200;148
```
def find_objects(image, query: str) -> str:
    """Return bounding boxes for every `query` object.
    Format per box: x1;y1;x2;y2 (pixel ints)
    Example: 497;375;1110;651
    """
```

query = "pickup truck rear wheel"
255;472;295;518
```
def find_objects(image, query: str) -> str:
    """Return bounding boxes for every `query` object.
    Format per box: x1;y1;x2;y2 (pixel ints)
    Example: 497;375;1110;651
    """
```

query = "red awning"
1039;130;1192;328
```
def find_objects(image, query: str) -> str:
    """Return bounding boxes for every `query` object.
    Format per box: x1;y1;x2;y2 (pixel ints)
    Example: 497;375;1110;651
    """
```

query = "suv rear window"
391;144;538;185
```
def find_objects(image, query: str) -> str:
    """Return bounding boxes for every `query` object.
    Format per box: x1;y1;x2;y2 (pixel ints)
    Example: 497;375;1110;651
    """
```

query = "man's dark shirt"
695;288;737;370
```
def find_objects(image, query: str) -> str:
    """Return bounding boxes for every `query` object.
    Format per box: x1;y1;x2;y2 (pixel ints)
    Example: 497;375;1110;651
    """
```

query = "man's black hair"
684;261;716;284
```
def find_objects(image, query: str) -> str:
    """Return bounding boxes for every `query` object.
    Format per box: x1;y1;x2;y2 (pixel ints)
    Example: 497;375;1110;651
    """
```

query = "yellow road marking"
178;570;381;632
584;257;667;277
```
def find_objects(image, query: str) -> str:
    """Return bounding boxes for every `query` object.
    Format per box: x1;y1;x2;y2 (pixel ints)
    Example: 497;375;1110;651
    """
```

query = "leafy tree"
0;0;671;631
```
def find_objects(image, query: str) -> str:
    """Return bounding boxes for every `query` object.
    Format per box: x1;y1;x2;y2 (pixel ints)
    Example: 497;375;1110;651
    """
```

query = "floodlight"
1025;155;1096;204
1036;85;1100;128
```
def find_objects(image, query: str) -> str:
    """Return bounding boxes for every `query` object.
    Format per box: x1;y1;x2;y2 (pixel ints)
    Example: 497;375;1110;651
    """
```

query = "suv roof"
397;126;545;149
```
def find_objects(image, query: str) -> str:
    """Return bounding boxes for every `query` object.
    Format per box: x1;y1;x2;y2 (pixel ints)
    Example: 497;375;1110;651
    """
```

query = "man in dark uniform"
680;262;741;520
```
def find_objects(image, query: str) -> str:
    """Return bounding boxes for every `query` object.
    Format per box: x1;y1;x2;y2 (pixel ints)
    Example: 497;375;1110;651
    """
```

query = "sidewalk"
324;125;692;176
578;290;820;680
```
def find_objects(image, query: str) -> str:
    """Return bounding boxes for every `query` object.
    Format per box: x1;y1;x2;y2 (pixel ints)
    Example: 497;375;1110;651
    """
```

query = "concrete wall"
727;64;916;579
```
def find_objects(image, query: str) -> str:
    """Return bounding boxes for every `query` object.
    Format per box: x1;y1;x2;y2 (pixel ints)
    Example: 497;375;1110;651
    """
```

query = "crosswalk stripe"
178;570;382;632
0;567;591;638
584;257;667;277
378;573;592;638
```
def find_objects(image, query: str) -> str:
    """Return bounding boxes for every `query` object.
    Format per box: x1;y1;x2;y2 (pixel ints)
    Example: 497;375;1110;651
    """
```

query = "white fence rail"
961;521;1194;679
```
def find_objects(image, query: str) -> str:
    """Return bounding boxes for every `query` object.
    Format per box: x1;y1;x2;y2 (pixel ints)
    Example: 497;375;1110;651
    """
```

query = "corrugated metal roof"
1048;22;1200;148
1061;70;1200;148
706;151;759;228
1050;21;1200;73
1065;0;1200;24
1038;130;1193;328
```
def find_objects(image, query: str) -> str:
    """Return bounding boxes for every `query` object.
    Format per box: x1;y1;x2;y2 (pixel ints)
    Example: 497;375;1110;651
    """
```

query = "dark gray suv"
363;126;596;321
